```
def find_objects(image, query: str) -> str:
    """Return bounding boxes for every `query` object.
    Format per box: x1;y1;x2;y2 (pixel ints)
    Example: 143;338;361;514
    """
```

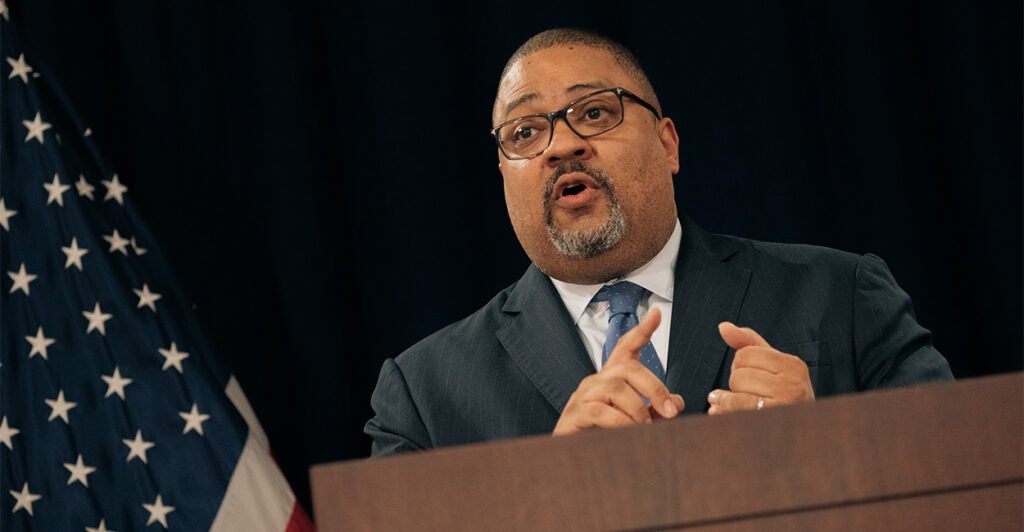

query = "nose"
544;118;592;166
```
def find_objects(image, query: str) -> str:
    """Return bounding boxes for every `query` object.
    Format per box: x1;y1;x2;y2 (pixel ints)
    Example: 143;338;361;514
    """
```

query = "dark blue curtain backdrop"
9;0;1021;510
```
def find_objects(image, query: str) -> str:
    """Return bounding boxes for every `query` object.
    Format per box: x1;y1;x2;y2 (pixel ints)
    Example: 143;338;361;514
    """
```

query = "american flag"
0;6;313;531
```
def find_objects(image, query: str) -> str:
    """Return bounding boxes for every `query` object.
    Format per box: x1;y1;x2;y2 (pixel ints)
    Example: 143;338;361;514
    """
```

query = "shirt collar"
550;218;682;325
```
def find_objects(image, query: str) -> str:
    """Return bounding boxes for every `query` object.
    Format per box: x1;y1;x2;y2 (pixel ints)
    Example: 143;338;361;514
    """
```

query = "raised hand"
707;322;815;415
553;309;685;436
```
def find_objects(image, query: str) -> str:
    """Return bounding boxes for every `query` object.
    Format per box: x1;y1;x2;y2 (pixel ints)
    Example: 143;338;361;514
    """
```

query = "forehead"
495;46;635;123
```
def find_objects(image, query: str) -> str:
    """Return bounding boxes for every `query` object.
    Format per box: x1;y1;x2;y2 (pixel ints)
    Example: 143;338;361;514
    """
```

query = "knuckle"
601;362;625;376
782;352;806;367
733;347;764;366
608;378;630;395
647;381;670;398
577;374;598;389
728;370;742;390
606;360;640;379
630;405;650;421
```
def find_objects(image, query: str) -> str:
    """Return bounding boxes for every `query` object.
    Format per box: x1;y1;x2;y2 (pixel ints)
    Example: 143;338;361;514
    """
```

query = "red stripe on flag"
286;501;316;532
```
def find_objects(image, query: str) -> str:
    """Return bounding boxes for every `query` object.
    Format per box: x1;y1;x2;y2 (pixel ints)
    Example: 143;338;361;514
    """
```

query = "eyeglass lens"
497;90;624;159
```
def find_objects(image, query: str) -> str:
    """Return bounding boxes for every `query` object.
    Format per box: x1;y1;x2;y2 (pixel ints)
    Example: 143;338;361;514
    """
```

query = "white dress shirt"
549;219;682;372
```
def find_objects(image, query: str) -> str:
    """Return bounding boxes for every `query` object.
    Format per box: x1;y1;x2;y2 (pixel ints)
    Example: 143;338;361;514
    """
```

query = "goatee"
542;160;626;258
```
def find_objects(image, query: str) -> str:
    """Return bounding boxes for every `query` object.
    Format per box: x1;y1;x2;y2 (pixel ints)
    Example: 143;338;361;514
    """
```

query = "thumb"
606;308;662;365
718;321;770;350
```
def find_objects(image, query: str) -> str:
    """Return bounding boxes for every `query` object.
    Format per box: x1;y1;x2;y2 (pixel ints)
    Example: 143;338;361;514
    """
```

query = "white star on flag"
0;197;16;230
22;111;51;143
83;302;113;335
130;236;148;255
101;366;132;399
86;519;115;532
7;262;37;295
9;482;41;516
61;236;89;270
6;53;32;83
158;342;190;373
122;430;155;463
2;15;315;530
63;454;97;487
45;390;77;423
0;416;20;449
102;228;130;255
25;326;56;359
143;494;175;528
179;403;211;435
75;174;96;199
101;174;128;205
133;283;162;312
43;173;70;206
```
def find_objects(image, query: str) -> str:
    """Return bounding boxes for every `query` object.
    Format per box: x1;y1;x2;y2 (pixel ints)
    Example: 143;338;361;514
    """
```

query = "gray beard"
543;161;627;259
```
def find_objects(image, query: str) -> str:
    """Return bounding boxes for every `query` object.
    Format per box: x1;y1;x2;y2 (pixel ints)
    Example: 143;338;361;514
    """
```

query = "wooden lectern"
311;374;1022;530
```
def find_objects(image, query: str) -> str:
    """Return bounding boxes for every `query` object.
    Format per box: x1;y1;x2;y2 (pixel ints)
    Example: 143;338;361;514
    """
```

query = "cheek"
502;164;543;211
503;177;541;226
632;136;675;186
616;148;674;210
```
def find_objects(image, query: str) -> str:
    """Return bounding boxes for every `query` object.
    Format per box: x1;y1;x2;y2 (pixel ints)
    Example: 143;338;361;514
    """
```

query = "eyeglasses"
490;87;661;161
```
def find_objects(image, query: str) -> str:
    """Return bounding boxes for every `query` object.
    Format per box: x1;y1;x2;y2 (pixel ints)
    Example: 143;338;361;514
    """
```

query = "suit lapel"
496;265;595;415
495;217;752;417
665;216;751;414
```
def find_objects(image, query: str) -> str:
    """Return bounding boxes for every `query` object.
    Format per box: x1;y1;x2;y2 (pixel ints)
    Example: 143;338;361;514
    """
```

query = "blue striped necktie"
592;281;665;381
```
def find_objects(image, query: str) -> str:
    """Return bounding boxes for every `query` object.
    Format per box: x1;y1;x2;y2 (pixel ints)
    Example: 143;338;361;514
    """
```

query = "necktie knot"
592;281;647;317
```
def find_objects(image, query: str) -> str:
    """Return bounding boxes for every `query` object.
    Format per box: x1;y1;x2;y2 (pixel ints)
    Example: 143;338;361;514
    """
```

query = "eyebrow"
501;82;609;121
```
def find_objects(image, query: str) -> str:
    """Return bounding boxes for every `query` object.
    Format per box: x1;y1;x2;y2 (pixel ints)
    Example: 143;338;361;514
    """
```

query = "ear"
657;117;681;175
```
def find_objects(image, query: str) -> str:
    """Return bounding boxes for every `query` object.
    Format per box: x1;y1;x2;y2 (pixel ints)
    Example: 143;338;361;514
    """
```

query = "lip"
551;172;603;210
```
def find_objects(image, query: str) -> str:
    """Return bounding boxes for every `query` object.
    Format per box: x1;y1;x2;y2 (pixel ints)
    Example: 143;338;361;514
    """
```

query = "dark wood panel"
311;373;1023;531
688;482;1023;532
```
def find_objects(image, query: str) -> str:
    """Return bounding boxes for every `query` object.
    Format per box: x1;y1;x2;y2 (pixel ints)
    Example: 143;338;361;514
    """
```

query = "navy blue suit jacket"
366;217;953;455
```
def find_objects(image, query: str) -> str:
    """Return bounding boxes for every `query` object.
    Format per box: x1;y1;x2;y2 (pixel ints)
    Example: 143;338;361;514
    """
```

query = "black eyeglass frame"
490;87;662;161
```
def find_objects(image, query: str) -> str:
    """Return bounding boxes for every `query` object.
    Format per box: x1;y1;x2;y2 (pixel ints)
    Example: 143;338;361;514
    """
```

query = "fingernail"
708;406;719;415
708;390;720;404
662;398;677;417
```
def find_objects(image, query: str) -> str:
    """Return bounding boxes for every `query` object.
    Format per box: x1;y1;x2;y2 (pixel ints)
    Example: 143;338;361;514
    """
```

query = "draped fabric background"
9;1;1021;510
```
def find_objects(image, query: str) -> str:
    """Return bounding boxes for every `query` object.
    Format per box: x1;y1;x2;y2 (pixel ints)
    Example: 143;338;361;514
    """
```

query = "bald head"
494;28;661;122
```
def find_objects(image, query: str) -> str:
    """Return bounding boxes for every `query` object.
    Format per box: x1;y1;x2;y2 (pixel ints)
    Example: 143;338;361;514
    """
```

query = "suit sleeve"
853;253;954;389
364;358;432;456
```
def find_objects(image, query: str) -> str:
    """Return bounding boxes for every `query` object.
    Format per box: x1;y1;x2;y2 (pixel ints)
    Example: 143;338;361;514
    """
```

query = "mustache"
541;160;614;199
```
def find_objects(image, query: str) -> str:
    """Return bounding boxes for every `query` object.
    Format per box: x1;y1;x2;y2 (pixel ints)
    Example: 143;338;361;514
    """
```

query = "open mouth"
562;183;587;196
552;173;601;200
550;172;604;211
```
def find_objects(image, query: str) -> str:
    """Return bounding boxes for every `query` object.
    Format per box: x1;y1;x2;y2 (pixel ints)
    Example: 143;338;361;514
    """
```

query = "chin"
533;242;632;285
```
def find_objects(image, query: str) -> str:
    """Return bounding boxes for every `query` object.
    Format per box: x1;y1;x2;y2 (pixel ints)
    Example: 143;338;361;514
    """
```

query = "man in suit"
365;28;953;455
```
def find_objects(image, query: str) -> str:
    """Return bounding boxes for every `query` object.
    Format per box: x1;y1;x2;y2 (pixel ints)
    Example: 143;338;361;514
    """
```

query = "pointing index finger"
603;309;678;419
605;308;662;365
